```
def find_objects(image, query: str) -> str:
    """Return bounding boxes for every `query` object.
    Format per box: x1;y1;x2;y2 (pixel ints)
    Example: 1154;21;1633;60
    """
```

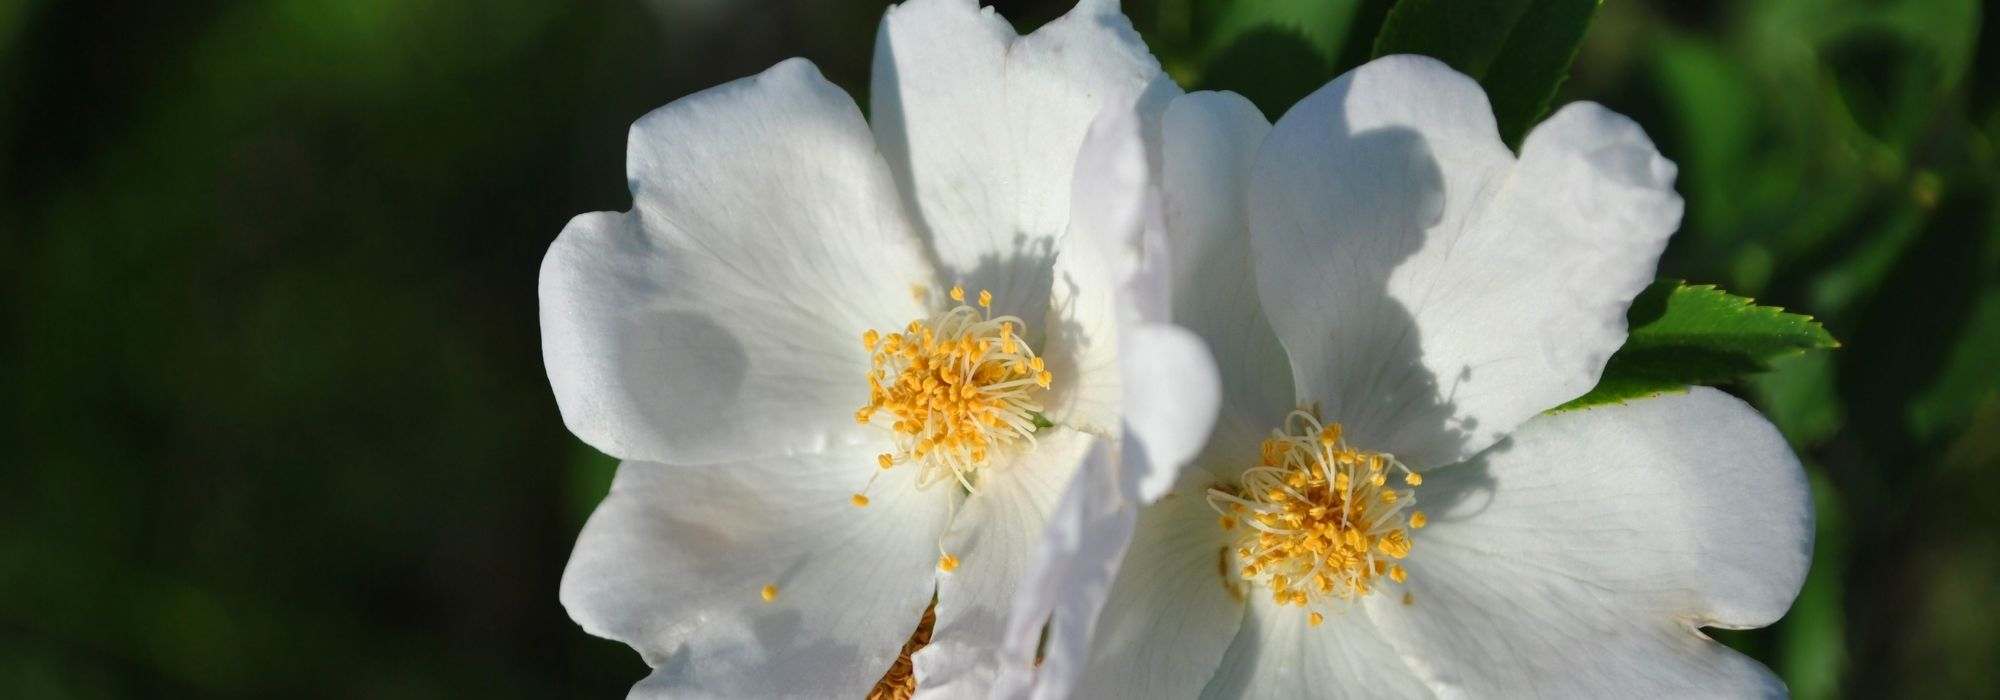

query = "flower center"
1206;410;1427;624
854;285;1052;496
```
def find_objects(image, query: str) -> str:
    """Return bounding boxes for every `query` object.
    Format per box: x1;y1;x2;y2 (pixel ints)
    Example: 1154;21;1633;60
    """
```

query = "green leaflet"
1555;281;1840;412
1371;0;1600;148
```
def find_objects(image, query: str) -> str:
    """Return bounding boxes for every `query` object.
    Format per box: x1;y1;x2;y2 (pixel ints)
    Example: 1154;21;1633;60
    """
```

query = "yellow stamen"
760;584;779;603
857;289;1051;493
1205;411;1424;621
938;553;960;573
851;493;871;508
1308;611;1325;627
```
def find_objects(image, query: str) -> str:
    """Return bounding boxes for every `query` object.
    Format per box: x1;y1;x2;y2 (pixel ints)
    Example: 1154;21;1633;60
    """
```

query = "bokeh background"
5;0;1996;696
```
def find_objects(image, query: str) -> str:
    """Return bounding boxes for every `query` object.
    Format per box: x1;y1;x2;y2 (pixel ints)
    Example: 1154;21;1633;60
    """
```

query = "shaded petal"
914;428;1095;699
1362;388;1811;697
1249;55;1681;468
1202;596;1430;699
871;0;1165;318
561;450;951;698
1068;474;1246;700
1119;323;1222;501
541;58;934;464
1160;90;1291;480
990;439;1131;700
1042;191;1123;436
1039;79;1181;436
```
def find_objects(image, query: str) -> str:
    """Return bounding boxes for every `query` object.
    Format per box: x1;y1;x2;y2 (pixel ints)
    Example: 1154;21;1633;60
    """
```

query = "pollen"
1206;410;1424;622
855;287;1050;494
760;584;779;603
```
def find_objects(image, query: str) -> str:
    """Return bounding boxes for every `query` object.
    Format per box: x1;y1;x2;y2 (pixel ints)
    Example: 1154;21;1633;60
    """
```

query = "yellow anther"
938;553;960;573
760;584;779;602
1218;516;1237;530
1308;612;1325;627
1378;530;1412;559
1410;511;1428;529
851;493;871;507
862;329;880;351
978;289;992;308
1206;412;1420;620
878;453;895;470
858;290;1050;491
1404;472;1423;486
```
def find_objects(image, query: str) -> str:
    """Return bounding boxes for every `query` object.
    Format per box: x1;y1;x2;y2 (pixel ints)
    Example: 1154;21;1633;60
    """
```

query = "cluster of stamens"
853;285;1051;499
1207;410;1427;626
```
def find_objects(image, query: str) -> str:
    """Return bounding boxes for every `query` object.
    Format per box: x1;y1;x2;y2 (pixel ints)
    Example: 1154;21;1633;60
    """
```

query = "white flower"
1001;55;1814;699
540;1;1217;697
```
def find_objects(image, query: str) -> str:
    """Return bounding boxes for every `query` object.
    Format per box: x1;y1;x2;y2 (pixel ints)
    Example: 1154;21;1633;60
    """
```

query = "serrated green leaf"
1556;280;1840;411
1370;0;1599;148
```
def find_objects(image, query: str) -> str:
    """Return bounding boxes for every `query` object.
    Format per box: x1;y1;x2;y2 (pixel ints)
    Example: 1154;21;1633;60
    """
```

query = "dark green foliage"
1372;0;1599;147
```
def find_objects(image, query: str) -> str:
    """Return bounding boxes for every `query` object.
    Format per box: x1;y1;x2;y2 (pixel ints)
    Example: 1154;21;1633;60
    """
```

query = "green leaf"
1370;0;1600;147
1556;281;1840;411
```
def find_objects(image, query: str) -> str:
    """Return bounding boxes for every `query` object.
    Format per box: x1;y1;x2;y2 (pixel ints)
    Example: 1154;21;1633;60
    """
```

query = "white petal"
1362;388;1811;697
871;0;1165;318
1248;55;1682;468
1202;596;1430;699
993;325;1218;699
913;428;1095;699
990;439;1133;700
1043;212;1123;435
541;58;934;464
1042;86;1212;450
1160;91;1292;479
1068;476;1246;700
1039;78;1182;436
1119;323;1222;501
561;450;951;698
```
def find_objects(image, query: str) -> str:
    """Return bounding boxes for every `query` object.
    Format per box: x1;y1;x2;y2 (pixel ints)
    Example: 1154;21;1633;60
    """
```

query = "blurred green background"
4;0;1995;697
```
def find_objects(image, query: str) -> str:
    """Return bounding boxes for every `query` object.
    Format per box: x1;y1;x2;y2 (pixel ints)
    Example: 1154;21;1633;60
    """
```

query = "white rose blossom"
539;0;1219;697
995;55;1814;699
